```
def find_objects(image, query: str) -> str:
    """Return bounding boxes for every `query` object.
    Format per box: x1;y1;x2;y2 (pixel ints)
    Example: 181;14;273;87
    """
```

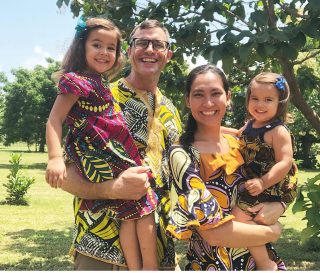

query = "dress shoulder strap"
243;119;284;139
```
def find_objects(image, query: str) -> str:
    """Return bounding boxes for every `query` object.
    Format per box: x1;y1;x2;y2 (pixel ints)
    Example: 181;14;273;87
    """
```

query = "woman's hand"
248;202;284;225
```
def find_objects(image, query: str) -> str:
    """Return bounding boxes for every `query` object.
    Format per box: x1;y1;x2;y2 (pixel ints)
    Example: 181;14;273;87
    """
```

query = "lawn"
0;143;319;270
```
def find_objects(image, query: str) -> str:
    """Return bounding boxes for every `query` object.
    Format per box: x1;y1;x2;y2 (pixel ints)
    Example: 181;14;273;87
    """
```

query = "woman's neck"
125;72;159;94
193;124;229;154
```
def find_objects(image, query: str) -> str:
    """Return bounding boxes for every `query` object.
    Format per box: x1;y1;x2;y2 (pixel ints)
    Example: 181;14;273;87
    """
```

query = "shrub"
3;153;35;205
292;173;320;244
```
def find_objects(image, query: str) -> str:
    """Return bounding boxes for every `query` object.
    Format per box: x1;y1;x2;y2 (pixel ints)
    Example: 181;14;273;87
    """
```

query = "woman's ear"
185;96;190;108
226;90;231;106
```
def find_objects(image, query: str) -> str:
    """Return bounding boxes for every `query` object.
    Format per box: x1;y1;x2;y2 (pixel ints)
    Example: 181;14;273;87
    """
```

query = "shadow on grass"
275;227;320;270
174;228;320;271
0;149;38;153
0;163;46;170
1;228;74;270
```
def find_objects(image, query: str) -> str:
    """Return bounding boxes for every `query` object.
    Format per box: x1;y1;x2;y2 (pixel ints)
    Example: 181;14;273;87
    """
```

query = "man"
56;19;182;270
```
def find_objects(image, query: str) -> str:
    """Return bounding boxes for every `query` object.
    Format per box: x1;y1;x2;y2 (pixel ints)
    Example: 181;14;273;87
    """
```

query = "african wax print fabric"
167;134;286;270
238;119;298;212
59;72;158;220
70;78;182;268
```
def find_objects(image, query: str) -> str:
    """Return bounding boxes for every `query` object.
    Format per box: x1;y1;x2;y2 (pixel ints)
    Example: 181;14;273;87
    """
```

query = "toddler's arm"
45;93;78;188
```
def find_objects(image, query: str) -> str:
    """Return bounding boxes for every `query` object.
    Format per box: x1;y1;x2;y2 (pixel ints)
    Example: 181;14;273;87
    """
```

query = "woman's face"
186;71;230;128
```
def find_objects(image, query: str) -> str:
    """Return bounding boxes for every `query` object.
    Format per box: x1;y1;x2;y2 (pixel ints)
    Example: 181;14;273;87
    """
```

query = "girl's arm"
261;125;293;188
221;122;247;137
199;219;282;248
45;93;78;188
221;126;239;136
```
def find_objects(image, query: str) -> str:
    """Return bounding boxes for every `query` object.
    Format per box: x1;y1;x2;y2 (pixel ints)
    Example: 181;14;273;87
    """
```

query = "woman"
166;64;294;270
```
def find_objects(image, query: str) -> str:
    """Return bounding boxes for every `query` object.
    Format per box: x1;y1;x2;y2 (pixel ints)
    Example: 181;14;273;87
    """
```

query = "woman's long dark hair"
180;64;230;150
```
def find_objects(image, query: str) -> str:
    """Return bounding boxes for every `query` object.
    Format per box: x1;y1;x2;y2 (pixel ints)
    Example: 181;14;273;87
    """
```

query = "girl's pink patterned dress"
59;72;158;220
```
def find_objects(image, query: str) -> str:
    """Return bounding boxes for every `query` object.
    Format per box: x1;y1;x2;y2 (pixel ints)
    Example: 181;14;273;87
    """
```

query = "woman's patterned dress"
166;134;287;270
59;72;157;220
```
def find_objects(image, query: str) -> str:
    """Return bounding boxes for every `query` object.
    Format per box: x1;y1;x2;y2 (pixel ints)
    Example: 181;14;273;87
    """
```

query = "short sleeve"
59;72;92;97
166;145;234;240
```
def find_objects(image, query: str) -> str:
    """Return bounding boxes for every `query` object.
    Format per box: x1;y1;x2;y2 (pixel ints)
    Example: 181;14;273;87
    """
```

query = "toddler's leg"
137;213;158;270
232;205;277;270
232;205;253;223
249;246;278;270
120;220;142;270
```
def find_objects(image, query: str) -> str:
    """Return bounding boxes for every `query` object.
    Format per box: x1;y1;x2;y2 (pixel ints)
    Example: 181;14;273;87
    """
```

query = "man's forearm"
61;163;114;199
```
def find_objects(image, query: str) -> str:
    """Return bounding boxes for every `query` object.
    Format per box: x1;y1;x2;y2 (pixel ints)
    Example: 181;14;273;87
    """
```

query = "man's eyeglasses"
130;38;170;52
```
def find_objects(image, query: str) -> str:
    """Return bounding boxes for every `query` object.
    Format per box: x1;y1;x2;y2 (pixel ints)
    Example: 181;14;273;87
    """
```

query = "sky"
0;1;208;82
0;1;77;81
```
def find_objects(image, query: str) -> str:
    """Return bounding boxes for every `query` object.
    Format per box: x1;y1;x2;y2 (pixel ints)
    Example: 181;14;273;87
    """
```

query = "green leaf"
273;43;298;60
305;0;320;13
233;4;245;19
255;31;269;43
290;32;307;49
307;173;320;186
301;226;319;243
301;18;320;38
307;191;320;203
239;42;254;62
202;3;215;21
56;0;64;8
292;199;306;214
269;29;289;42
216;28;229;41
250;10;268;27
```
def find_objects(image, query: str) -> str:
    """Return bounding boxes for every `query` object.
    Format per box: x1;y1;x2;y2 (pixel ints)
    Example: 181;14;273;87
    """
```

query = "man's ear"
166;49;173;63
127;46;132;58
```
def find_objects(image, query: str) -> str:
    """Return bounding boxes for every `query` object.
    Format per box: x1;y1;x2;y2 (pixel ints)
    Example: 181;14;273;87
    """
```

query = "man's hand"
110;166;150;200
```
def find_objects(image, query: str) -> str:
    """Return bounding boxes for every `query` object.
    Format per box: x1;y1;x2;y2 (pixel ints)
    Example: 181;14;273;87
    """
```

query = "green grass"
0;144;74;270
0;143;319;270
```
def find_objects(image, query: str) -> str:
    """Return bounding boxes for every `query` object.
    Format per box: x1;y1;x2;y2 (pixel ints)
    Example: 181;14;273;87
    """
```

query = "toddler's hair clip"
275;76;286;91
75;16;87;37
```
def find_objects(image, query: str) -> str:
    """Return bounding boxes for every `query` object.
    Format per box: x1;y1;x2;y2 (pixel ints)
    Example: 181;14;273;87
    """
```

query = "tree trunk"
280;58;320;135
39;142;45;153
300;134;315;168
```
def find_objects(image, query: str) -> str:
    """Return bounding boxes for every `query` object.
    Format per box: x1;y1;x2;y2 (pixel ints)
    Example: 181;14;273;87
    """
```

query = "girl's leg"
119;220;142;270
136;213;158;270
249;246;277;270
232;205;277;270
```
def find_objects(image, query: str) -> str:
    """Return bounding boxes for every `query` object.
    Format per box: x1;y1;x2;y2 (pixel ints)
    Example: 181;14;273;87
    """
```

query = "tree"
58;0;320;135
1;59;59;151
0;72;8;142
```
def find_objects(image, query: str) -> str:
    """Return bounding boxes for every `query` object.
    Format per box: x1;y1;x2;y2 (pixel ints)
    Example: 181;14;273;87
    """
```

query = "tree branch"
278;3;309;20
293;50;320;65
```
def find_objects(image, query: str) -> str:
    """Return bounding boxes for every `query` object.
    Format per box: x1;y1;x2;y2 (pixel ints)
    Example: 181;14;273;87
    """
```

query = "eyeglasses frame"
130;38;170;52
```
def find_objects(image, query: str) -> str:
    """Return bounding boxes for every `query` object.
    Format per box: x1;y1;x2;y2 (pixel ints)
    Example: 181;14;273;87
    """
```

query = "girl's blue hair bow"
275;76;286;91
75;16;87;37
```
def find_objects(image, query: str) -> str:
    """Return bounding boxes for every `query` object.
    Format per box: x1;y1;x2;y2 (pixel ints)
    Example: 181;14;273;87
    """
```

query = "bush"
292;173;320;243
3;153;35;205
